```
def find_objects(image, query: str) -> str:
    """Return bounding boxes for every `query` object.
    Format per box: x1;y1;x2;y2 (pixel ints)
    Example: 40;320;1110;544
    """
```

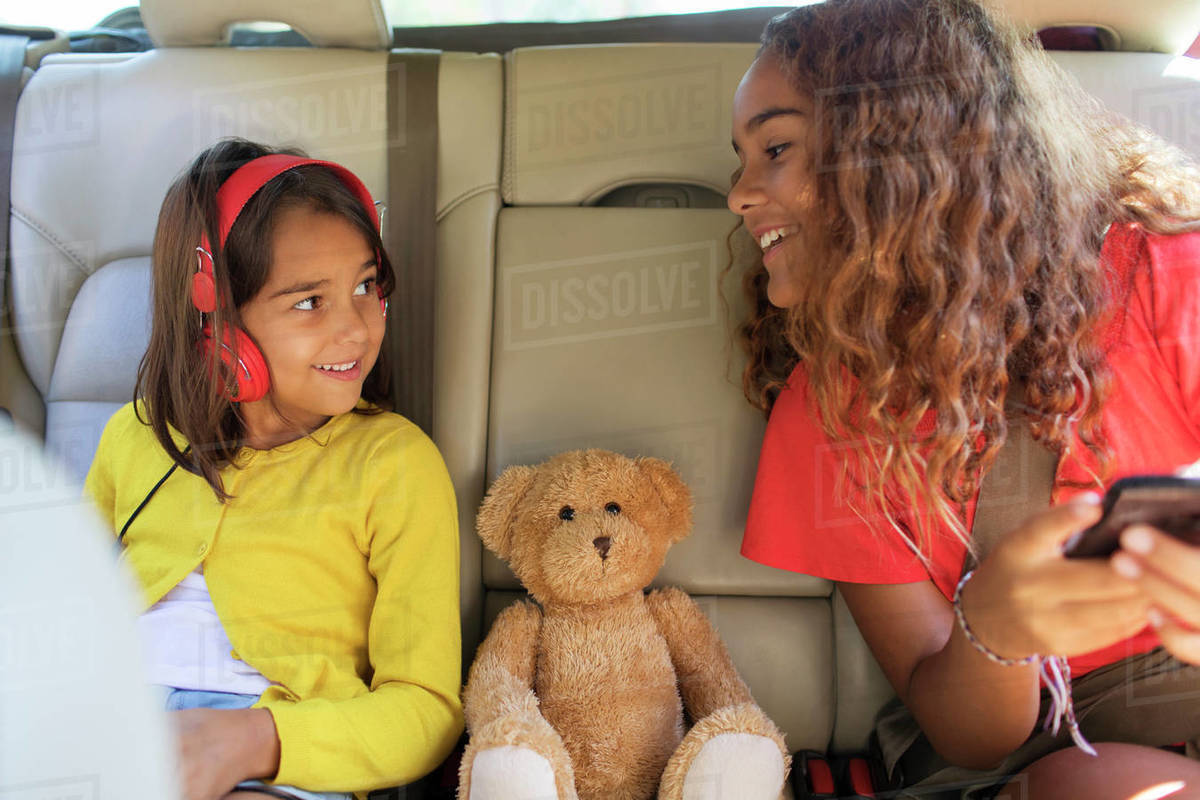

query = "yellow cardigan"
84;402;463;796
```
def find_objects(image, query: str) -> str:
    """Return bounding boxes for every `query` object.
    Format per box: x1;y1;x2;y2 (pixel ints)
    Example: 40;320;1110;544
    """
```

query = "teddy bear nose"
593;536;612;559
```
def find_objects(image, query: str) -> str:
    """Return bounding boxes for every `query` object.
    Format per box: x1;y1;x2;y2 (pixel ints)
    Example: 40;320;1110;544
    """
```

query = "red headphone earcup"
230;328;270;402
377;285;388;319
192;270;217;314
199;323;271;403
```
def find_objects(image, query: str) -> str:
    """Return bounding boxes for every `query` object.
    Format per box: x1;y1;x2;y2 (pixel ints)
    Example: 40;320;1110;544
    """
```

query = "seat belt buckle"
841;754;878;798
838;751;899;799
793;750;838;799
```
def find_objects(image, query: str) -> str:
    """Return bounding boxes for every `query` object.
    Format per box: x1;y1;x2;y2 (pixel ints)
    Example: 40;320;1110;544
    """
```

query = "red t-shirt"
742;222;1200;674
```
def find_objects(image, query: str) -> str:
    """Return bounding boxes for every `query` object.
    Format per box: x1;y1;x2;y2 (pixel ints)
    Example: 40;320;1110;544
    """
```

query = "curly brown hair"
739;0;1200;557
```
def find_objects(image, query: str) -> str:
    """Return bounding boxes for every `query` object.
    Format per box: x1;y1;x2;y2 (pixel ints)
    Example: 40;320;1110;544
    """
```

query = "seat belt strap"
966;392;1060;570
0;34;28;335
385;49;440;435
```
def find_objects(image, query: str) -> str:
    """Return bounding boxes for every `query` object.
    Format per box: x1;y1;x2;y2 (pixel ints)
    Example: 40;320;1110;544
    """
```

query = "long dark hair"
737;0;1200;557
135;138;395;501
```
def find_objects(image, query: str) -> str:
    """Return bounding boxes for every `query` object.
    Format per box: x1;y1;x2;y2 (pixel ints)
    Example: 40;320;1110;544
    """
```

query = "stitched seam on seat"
11;207;90;276
436;184;499;222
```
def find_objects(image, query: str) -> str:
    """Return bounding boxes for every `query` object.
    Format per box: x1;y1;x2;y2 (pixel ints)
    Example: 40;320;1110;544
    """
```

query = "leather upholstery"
486;206;826;597
490;44;839;751
503;44;757;205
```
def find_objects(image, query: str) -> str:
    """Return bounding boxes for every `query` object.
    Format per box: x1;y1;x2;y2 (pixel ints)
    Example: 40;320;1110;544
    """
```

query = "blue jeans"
158;686;354;800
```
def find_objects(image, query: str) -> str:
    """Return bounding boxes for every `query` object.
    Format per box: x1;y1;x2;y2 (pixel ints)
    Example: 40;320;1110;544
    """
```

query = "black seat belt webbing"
384;49;440;436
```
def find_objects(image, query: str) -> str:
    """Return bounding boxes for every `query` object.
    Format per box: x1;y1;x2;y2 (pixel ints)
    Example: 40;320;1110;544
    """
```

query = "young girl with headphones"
731;1;1200;798
85;138;462;800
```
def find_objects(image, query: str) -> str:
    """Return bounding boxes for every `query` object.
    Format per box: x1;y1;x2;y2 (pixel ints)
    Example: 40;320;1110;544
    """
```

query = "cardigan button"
197;542;208;556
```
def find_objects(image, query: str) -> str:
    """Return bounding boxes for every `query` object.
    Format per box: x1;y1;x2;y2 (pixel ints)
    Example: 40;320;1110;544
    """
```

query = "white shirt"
137;566;273;694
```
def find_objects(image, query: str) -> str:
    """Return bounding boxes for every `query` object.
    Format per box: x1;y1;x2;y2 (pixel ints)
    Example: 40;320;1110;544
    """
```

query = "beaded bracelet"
953;570;1037;666
953;569;1097;756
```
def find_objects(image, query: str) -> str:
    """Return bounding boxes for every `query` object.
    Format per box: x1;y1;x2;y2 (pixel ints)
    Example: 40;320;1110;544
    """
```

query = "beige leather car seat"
482;43;840;755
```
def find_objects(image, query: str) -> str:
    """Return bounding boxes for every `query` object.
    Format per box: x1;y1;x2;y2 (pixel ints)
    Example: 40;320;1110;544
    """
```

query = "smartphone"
1063;475;1200;558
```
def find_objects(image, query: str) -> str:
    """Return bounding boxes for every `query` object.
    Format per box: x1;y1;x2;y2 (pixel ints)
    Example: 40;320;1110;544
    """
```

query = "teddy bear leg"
657;704;789;800
674;733;786;800
465;745;561;800
458;713;579;800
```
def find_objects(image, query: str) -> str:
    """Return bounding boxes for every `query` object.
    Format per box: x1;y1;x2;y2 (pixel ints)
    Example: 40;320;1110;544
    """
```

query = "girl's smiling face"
236;202;385;448
728;55;815;309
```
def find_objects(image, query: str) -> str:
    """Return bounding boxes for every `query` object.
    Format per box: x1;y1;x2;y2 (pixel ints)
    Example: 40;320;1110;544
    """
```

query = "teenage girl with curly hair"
731;1;1200;797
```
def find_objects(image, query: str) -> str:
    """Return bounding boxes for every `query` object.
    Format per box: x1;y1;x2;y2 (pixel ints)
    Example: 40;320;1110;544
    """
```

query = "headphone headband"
199;154;379;257
192;154;380;315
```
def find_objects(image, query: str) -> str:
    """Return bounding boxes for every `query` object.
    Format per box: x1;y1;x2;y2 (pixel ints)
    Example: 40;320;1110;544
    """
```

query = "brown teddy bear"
459;449;789;800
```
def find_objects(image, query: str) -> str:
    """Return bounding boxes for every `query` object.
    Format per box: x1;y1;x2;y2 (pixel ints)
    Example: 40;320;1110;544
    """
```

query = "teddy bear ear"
638;457;694;543
476;464;538;561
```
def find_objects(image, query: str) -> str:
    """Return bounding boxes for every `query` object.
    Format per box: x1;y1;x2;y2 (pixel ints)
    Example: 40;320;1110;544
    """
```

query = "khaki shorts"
874;647;1200;799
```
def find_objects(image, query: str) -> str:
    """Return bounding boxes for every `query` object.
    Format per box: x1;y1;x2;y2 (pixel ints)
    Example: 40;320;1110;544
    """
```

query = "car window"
384;0;813;26
0;0;815;31
0;0;126;30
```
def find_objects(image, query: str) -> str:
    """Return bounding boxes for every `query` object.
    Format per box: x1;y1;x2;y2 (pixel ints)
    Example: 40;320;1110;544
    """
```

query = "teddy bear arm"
647;587;754;721
463;600;544;731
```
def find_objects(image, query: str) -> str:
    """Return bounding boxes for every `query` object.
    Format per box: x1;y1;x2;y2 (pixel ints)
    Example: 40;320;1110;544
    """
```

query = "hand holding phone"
1063;476;1200;558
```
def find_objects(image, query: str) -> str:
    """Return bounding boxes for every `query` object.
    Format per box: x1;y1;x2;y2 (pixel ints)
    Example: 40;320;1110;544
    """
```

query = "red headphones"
192;154;388;403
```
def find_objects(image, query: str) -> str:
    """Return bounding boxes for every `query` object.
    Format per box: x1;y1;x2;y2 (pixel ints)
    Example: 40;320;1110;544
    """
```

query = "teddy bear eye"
558;506;575;521
605;502;621;515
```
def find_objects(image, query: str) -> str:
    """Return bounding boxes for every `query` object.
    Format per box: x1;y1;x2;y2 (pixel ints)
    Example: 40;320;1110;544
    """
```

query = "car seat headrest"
503;44;756;206
140;0;392;50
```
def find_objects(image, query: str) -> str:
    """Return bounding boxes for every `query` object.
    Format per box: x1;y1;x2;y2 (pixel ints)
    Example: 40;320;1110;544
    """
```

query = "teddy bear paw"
468;745;561;800
679;733;786;800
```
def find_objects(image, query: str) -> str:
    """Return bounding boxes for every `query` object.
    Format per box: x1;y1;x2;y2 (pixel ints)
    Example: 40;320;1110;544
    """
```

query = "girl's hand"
959;495;1152;659
170;707;281;800
1113;525;1200;664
